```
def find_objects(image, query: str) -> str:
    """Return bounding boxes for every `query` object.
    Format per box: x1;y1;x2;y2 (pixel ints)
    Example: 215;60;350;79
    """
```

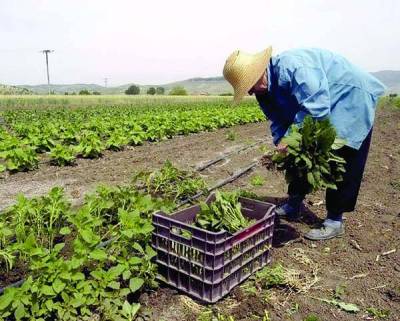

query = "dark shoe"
274;202;301;220
304;222;345;241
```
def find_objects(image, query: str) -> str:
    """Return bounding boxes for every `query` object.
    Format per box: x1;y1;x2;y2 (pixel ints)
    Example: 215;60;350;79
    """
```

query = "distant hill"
14;70;400;95
371;70;400;93
16;77;231;95
0;84;33;95
19;83;108;95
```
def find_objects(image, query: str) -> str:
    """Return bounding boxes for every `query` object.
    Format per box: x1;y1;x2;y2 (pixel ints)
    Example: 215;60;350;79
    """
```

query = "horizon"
15;70;400;89
1;0;399;86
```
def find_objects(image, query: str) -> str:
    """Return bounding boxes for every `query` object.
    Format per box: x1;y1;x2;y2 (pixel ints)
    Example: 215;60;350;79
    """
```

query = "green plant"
0;249;14;271
50;144;76;166
304;314;319;321
132;160;207;202
106;129;128;151
250;174;265;187
255;264;286;288
262;310;271;321
286;303;299;316
195;191;251;233
366;307;390;319
226;130;236;141
76;131;104;158
2;187;70;249
314;297;359;313
272;116;346;194
334;283;346;299
0;146;38;172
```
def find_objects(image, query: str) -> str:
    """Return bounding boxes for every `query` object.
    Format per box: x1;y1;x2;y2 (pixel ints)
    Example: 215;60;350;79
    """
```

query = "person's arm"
270;121;288;146
256;93;288;146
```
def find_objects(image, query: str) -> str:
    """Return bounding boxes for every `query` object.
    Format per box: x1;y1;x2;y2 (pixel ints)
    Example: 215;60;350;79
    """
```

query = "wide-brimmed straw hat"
223;46;272;104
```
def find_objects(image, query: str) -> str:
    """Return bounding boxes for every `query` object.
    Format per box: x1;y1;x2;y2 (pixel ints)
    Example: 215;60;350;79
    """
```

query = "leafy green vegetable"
195;191;251;233
272;116;346;194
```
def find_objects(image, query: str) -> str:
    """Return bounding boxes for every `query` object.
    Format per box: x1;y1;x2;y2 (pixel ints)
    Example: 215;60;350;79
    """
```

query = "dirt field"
0;105;399;320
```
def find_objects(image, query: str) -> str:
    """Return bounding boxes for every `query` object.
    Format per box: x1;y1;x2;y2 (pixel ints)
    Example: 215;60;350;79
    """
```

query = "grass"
0;94;257;110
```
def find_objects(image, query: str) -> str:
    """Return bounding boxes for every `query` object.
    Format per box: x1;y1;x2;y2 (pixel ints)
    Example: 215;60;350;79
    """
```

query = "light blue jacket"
256;48;386;149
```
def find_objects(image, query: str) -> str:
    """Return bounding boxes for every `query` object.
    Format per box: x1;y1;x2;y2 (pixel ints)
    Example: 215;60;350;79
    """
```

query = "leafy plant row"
0;100;264;173
0;162;208;320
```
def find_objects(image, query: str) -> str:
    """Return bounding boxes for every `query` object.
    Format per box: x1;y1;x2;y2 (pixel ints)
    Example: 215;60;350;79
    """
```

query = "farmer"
223;47;386;241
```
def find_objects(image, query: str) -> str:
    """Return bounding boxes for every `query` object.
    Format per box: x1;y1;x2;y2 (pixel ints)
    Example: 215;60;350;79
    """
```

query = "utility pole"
41;49;54;95
104;77;108;88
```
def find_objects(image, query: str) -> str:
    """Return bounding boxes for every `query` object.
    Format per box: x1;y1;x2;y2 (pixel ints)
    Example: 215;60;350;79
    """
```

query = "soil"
1;106;399;320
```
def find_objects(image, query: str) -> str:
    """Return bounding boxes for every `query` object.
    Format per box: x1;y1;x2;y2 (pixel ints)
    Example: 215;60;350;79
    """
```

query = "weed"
304;314;319;321
226;130;236;141
366;307;390;319
334;283;347;299
250;174;265;187
286;302;299;316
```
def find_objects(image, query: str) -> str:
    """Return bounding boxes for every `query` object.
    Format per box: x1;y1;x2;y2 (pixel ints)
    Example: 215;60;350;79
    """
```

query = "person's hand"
276;142;288;154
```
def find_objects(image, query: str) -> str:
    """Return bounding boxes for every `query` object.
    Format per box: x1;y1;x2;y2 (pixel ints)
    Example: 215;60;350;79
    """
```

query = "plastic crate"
151;193;276;303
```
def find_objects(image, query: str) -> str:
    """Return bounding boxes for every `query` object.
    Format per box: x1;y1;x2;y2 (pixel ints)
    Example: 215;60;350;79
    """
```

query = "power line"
40;49;54;94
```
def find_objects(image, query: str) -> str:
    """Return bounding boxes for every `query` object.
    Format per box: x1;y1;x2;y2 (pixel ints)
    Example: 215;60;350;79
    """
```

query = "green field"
0;96;263;173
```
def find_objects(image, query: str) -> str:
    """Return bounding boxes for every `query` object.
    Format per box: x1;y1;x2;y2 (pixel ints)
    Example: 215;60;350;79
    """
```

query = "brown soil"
1;106;399;321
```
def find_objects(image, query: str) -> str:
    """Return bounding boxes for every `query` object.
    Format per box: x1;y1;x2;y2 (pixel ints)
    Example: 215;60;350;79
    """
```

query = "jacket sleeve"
256;93;288;146
290;67;331;124
270;117;288;146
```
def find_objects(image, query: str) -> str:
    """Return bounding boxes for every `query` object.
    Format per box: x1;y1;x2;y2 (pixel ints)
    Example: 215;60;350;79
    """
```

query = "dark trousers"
288;129;373;214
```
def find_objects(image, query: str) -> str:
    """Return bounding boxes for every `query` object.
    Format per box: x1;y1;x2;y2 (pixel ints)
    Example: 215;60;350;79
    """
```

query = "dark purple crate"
151;194;276;303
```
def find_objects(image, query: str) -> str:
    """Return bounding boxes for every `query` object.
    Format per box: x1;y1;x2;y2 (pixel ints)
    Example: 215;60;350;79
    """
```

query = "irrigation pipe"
195;139;264;171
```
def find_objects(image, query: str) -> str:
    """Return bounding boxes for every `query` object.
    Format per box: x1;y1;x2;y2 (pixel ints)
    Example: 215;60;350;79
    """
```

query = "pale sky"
0;0;399;86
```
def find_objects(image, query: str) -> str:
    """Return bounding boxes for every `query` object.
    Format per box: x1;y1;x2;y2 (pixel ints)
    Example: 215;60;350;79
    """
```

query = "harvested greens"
195;191;253;233
272;116;347;194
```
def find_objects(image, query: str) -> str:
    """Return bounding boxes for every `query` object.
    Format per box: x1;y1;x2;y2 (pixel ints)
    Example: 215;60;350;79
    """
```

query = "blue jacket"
256;48;386;149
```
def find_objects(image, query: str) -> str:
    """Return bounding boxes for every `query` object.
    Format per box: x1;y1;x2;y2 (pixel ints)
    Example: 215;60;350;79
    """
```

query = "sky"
0;0;399;86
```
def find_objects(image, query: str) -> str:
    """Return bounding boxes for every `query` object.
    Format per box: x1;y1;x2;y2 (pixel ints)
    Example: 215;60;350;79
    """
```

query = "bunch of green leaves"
132;160;207;202
272;116;346;194
195;191;250;233
49;144;76;166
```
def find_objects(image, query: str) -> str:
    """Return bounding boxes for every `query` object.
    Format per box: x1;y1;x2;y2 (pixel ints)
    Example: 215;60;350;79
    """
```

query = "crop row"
0;162;207;320
0;100;264;173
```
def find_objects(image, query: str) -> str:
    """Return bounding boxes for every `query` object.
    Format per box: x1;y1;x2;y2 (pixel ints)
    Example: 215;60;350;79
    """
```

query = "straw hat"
223;46;272;104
